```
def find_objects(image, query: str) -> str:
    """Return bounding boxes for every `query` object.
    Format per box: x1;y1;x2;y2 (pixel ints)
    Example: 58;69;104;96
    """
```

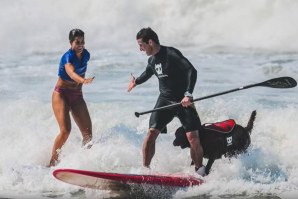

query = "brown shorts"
54;86;83;106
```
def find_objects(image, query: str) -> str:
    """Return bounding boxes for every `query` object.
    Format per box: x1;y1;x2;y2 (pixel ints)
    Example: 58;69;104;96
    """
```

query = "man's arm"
127;63;153;92
181;61;197;107
181;58;197;95
172;49;197;95
171;49;197;107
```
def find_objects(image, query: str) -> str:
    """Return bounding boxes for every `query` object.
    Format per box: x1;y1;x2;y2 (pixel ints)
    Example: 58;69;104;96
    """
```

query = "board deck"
53;168;204;189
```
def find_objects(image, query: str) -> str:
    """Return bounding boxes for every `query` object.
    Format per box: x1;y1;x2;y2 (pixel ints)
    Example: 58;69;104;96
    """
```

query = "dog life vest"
203;119;236;147
203;119;236;134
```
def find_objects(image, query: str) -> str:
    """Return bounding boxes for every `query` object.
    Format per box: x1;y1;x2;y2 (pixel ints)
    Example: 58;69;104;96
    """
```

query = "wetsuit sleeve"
172;50;197;94
184;61;197;94
135;62;154;85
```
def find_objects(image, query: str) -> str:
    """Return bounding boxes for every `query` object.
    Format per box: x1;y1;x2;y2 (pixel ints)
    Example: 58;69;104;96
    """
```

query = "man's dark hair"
69;29;84;43
136;27;160;44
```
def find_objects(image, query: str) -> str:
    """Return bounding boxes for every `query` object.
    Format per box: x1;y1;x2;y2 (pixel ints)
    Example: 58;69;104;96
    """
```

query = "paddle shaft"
134;76;297;117
135;84;256;117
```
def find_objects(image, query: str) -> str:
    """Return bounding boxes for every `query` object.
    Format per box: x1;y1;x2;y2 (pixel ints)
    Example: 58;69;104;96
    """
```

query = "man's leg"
186;130;203;169
142;128;160;167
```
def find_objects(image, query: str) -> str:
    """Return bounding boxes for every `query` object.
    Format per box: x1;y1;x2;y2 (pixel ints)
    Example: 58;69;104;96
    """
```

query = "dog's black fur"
173;110;256;175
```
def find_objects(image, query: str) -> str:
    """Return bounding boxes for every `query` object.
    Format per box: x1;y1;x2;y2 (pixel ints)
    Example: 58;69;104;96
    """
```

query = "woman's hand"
83;76;95;84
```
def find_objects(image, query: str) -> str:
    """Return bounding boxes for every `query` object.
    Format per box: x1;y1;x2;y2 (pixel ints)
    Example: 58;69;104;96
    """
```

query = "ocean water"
1;0;298;198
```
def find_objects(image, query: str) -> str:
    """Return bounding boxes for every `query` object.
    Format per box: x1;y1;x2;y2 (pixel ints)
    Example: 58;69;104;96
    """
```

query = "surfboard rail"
53;168;204;188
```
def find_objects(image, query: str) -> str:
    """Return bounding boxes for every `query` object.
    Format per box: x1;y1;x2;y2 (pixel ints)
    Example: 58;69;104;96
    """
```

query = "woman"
49;29;94;167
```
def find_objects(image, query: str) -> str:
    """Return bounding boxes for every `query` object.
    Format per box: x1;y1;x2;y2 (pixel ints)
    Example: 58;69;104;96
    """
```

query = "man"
127;27;206;176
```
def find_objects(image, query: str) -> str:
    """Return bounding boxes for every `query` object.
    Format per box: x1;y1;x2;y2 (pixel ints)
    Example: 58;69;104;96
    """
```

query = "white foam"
2;0;298;55
0;43;297;197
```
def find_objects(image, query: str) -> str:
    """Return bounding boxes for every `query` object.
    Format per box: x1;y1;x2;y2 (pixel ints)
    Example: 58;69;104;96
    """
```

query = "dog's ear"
175;126;186;137
173;127;185;146
173;127;190;149
173;139;179;146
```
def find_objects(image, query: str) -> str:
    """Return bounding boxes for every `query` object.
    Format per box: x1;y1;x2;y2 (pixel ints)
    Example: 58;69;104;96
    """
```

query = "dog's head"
173;127;190;149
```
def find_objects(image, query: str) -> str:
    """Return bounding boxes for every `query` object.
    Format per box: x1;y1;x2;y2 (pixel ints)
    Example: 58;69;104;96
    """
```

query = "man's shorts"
149;95;202;133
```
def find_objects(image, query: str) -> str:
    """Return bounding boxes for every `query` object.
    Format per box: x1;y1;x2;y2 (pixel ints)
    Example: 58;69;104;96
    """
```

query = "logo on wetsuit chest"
155;64;168;78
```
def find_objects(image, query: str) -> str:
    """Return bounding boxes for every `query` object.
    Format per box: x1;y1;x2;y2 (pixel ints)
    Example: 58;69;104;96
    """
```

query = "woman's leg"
49;92;71;167
70;99;92;147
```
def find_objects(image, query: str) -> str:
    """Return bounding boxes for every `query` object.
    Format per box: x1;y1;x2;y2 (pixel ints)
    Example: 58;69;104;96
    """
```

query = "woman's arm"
65;63;94;84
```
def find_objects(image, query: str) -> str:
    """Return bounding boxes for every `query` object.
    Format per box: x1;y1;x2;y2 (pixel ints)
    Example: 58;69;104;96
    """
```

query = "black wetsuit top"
135;45;197;101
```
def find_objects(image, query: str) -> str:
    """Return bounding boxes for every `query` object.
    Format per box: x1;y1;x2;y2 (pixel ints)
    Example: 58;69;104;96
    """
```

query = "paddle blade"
135;112;140;118
260;76;297;88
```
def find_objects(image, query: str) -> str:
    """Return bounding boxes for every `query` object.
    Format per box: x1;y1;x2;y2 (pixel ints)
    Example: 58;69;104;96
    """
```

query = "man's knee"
146;128;160;144
186;130;200;145
60;128;71;138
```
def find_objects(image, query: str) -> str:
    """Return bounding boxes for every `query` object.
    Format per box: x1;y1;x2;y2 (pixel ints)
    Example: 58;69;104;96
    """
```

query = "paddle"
134;76;297;117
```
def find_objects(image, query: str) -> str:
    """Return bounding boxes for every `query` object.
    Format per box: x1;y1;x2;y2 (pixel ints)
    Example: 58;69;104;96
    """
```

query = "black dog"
173;110;256;175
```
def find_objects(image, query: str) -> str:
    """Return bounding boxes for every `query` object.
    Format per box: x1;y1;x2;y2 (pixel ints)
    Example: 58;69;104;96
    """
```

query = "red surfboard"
53;169;204;189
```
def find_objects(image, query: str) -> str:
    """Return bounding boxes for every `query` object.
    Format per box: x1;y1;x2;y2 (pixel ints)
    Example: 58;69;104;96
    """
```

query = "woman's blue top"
58;49;90;81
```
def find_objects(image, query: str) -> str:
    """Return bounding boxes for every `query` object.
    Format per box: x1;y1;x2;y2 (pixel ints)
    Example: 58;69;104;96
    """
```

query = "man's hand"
181;96;193;107
127;73;136;92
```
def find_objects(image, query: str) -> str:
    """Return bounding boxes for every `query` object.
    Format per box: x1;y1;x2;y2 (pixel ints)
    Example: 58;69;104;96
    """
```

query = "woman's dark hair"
136;27;159;44
69;29;84;43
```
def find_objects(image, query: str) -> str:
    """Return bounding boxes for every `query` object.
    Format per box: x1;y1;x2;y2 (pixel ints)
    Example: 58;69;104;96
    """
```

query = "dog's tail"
245;110;257;134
